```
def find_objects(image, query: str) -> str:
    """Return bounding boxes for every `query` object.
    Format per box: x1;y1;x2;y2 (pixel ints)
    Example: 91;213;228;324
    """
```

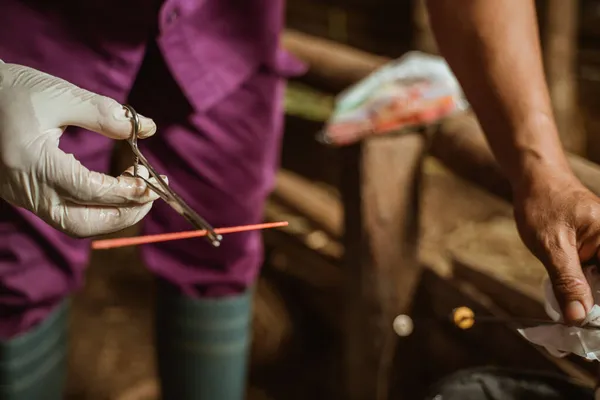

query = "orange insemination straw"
92;221;289;250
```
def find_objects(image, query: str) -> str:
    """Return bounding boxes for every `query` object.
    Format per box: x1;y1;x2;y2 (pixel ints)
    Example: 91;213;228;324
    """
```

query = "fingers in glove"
54;201;155;238
49;149;168;206
60;94;156;139
121;165;169;188
542;229;594;324
2;63;157;139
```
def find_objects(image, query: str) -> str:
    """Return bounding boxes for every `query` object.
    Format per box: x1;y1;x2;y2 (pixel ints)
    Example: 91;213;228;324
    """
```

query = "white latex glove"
0;60;163;237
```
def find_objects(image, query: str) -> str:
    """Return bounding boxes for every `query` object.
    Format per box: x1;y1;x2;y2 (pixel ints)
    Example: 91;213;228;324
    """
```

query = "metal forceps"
459;316;600;331
122;104;222;247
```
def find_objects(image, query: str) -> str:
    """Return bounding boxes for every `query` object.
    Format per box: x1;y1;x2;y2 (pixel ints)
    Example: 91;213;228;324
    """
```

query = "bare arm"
426;0;571;187
426;0;596;324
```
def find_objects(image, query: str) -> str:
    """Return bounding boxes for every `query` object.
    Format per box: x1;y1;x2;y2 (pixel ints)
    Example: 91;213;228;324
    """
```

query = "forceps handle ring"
122;104;222;247
127;107;141;177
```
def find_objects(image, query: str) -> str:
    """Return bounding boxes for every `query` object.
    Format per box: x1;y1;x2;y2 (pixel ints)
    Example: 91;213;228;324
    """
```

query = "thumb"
544;232;594;324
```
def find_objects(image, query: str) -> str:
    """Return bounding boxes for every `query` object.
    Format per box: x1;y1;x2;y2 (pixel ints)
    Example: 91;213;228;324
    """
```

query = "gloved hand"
0;60;162;237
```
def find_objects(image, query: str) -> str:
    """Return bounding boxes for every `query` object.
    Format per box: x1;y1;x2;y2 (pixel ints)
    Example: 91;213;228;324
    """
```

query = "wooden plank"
394;268;594;398
412;0;438;54
285;0;413;57
431;112;600;201
269;141;593;395
445;216;598;381
264;199;343;290
447;275;595;387
273;169;342;238
273;154;513;279
544;0;584;154
273;154;512;276
578;0;600;38
430;113;514;201
447;217;548;314
341;132;427;400
282;29;387;93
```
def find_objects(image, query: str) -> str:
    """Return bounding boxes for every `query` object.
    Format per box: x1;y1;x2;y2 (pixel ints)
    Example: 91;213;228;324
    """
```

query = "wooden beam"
429;113;513;200
423;268;596;387
412;0;438;54
282;30;600;200
282;29;387;93
269;158;597;392
430;112;600;202
544;0;584;154
273;170;342;238
341;133;427;400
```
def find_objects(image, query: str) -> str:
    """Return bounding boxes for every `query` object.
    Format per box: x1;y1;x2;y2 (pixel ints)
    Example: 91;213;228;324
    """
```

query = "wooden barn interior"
63;0;600;399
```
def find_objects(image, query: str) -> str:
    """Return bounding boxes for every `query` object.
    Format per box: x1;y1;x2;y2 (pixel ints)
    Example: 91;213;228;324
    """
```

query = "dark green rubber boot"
0;302;68;400
155;282;253;400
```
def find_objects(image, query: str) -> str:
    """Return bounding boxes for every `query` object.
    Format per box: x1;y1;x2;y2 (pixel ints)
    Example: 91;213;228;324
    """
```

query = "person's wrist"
505;111;576;194
512;152;579;199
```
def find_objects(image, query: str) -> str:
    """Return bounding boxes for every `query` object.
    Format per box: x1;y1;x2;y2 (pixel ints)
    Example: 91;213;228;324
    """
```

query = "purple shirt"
0;0;308;340
0;0;305;107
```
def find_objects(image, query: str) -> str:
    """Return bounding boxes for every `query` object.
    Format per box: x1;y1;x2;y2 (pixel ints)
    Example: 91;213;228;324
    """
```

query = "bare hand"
514;167;600;324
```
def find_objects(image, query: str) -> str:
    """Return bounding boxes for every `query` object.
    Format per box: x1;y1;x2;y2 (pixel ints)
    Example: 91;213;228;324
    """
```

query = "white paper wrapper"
319;51;469;146
519;266;600;361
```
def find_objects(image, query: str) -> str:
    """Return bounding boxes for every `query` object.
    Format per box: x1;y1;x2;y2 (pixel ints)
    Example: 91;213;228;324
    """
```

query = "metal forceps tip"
122;104;222;247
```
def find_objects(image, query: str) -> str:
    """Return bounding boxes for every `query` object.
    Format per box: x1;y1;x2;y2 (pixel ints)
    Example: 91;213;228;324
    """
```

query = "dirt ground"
65;233;338;400
66;225;159;400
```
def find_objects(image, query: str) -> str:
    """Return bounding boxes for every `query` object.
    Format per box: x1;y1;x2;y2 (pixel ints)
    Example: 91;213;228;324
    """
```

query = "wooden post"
283;29;427;398
544;0;583;154
412;0;438;54
341;133;426;400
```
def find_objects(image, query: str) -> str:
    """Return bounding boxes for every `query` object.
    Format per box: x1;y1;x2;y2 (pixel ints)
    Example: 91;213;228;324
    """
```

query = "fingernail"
138;114;157;137
565;301;587;323
138;113;152;123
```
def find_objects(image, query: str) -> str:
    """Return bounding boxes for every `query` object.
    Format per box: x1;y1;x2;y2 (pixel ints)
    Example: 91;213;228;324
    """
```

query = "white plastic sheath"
519;267;600;361
0;62;164;237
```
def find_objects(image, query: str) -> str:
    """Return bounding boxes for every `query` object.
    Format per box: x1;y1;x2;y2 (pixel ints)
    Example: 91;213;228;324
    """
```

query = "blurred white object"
337;51;468;113
393;314;414;337
519;266;600;361
0;61;161;237
321;51;469;146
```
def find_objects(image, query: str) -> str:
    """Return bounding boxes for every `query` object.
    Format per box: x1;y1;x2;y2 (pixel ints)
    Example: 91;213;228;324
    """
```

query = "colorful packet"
319;51;469;146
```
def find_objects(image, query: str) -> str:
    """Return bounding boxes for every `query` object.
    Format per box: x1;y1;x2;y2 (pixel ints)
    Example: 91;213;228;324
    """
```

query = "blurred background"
65;0;600;399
